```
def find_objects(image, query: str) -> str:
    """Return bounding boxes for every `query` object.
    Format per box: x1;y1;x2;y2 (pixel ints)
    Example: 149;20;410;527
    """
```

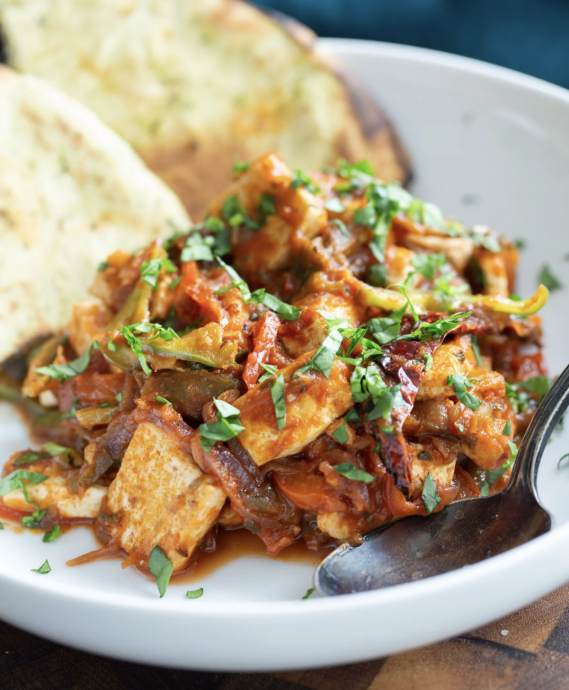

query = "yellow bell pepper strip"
357;284;548;317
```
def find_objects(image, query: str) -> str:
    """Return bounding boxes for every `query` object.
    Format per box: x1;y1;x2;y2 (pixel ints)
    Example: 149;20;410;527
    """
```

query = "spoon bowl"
316;364;569;596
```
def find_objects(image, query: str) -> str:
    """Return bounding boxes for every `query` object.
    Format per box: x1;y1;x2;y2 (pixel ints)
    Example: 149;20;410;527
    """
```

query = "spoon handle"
508;364;569;498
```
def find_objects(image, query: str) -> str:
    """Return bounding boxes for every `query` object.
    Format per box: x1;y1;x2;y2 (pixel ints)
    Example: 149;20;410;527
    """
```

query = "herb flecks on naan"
0;67;190;361
0;0;411;218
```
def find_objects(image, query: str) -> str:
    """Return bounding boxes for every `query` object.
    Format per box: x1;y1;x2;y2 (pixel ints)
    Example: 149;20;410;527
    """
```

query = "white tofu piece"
3;476;107;519
234;353;353;466
106;422;226;572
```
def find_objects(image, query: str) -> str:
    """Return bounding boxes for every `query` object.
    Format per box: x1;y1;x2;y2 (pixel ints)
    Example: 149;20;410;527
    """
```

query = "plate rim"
2;38;569;670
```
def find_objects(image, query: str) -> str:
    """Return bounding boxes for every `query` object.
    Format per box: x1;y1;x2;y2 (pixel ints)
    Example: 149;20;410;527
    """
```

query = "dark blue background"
256;0;569;89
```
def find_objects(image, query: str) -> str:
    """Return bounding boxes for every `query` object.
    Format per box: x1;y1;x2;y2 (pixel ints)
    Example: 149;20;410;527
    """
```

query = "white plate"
2;40;569;672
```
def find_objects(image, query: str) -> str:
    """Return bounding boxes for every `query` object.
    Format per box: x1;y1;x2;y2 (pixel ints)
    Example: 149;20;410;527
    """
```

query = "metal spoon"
315;364;569;596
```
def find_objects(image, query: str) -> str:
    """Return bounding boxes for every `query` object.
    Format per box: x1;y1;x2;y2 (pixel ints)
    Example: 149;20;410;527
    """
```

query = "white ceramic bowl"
1;40;569;672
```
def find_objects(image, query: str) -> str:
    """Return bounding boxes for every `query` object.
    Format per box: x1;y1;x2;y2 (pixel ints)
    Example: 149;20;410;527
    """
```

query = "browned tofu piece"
106;422;226;572
234;353;353;467
3;476;107;519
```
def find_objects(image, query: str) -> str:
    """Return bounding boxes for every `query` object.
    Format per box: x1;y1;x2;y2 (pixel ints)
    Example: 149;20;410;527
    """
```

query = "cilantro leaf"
366;263;387;287
331;420;349;445
221;195;260;229
335;463;375;483
43;524;63;543
368;304;407;345
539;265;563;292
270;374;286;431
447;373;482;411
258;362;279;384
480;441;518;495
257;194;277;226
31;560;51;574
180;232;214;262
412;252;446;281
367;383;405;421
156;395;172;406
503;421;512;436
345;408;362;423
148;545;173;598
198;398;245;451
397;312;472;342
216;258;300;320
471;334;483;366
294;328;343;380
249;289;301;321
422;472;441;514
35;342;97;382
120;327;152;376
302;587;315;600
331;218;349;235
0;470;48;498
324;198;345;213
291;170;321;194
233;161;250;174
186;588;204;599
140;257;176;289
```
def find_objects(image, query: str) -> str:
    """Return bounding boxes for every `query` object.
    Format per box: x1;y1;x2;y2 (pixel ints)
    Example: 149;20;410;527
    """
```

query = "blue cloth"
255;0;569;89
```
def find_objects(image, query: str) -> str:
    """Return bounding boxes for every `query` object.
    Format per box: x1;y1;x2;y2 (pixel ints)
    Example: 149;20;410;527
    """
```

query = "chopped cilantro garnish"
334;463;375;483
345;408;362;424
366;263;387;287
558;453;569;470
331;420;349;445
215;257;300;320
302;587;315;600
97;261;110;271
503;421;512;436
368;303;407;345
35;342;98;382
0;470;48;498
506;376;551;413
422;473;441;514
471;334;483;367
169;273;185;291
148;545;173;598
330;218;349;235
43;524;63;543
221;195;260;229
258;362;279;384
233;161;250;174
412;252;446;281
140;257;176;289
539;265;563;292
270;374;286;431
155;395;172;406
480;441;518;495
31;560;51;574
257;193;277;226
186;588;204;599
294;328;343;380
423;353;433;372
447;373;482;411
324;198;345;213
397;312;472;342
367;383;405;421
180;232;214;262
514;239;526;250
291;170;321;194
198;398;246;451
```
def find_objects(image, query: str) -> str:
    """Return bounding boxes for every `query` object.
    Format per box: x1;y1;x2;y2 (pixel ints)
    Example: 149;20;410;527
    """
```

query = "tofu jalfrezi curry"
0;153;550;594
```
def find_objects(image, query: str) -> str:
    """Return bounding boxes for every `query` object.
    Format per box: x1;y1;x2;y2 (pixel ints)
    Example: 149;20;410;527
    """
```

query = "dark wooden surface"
3;583;569;690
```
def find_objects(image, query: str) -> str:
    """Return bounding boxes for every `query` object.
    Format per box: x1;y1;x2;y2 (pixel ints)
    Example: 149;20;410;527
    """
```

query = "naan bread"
0;0;411;218
0;67;190;361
